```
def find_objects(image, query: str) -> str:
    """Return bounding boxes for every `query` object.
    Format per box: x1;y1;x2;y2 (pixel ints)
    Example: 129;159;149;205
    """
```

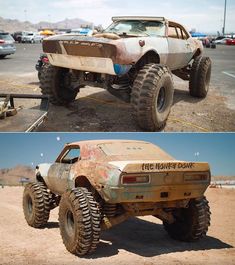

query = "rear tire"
0;55;7;59
163;196;211;242
40;64;79;105
189;56;211;98
131;64;174;131
23;182;50;228
59;188;101;256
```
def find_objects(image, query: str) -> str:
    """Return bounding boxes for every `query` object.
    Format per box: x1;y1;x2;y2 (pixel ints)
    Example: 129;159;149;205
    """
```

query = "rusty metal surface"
42;17;203;74
38;140;211;205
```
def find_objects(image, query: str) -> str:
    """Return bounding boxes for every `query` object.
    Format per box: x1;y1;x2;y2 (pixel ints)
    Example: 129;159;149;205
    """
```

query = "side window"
168;26;178;38
61;148;80;164
181;28;189;40
168;24;189;40
176;27;183;39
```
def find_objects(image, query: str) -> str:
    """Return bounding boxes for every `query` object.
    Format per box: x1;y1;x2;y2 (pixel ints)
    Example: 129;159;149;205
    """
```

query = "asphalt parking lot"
0;43;235;132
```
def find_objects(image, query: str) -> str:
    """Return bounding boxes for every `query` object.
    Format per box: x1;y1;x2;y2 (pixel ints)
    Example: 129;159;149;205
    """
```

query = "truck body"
43;17;203;75
37;140;210;206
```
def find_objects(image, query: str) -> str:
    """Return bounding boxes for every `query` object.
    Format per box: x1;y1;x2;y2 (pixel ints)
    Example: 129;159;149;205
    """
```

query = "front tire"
23;182;51;228
131;64;174;131
163;196;211;242
40;64;79;105
189;56;212;98
59;188;101;256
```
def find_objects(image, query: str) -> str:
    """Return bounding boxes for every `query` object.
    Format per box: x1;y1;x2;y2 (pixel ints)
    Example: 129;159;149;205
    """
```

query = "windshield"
104;20;165;36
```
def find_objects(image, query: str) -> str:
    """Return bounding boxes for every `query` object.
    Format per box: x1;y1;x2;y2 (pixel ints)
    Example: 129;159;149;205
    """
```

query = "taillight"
42;57;49;63
122;174;150;184
0;39;5;44
184;173;208;181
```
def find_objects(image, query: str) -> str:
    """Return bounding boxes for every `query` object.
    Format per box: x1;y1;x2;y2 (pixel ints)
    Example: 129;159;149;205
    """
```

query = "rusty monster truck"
40;17;211;131
23;140;211;256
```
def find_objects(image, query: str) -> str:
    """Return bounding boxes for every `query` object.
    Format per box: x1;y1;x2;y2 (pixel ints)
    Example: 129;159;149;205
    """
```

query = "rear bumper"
0;47;16;55
101;183;209;203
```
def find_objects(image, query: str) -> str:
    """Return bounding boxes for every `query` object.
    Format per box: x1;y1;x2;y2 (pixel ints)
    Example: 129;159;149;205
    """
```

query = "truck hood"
108;160;210;173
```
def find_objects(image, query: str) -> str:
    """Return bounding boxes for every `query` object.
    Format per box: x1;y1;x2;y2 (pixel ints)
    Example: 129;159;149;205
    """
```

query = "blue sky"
0;133;234;176
0;0;235;33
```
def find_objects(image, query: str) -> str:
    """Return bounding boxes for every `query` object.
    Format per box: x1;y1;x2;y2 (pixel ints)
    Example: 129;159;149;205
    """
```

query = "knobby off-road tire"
131;64;174;131
189;56;212;98
59;188;101;256
40;64;78;105
163;196;211;242
23;182;51;228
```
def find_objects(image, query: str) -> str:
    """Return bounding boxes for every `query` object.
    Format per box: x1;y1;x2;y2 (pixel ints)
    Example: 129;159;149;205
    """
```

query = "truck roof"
112;16;166;22
67;139;152;147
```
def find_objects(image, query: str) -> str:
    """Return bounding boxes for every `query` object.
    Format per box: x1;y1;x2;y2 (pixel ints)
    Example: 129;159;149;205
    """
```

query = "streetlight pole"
222;0;227;35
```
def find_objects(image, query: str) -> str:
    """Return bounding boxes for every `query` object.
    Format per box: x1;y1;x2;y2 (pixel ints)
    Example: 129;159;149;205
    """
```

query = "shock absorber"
103;203;117;217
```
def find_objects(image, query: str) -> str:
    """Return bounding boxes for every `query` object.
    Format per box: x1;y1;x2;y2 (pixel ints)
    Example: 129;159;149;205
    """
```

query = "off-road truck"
40;16;212;131
23;140;211;256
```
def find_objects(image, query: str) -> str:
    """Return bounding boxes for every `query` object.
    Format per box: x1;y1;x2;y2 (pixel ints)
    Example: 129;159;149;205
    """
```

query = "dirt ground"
0;187;234;265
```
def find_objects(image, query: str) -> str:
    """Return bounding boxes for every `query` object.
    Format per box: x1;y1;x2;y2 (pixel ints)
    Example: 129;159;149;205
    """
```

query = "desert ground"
0;186;234;265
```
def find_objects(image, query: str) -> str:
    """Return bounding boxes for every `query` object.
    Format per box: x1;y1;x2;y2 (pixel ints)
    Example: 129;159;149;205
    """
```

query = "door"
47;147;81;194
167;24;193;70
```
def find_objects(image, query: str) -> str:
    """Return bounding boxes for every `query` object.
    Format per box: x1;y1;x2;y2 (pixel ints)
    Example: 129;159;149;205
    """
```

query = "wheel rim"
156;87;166;112
26;194;33;216
65;209;75;237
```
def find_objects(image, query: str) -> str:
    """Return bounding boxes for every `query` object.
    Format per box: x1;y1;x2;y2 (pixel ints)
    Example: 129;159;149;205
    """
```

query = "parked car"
0;32;16;58
22;139;211;256
226;38;235;45
21;32;43;43
12;31;28;42
214;37;231;44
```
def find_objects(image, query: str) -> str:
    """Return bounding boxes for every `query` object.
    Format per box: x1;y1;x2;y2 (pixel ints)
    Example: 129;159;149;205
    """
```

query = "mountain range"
0;165;35;186
0;16;93;33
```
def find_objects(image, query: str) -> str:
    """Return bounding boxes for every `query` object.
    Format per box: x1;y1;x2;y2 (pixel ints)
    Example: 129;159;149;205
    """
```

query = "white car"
214;38;231;44
22;32;43;43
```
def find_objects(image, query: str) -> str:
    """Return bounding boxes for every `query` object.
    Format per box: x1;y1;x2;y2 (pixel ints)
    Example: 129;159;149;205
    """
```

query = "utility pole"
222;0;227;35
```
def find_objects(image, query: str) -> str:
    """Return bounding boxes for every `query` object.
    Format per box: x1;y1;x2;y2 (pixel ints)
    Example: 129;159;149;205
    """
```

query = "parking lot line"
222;71;235;79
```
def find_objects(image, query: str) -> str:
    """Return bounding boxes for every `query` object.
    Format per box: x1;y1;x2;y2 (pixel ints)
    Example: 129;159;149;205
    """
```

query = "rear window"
0;34;14;41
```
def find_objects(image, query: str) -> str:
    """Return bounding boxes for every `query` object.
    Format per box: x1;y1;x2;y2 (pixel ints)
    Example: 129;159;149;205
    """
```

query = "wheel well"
75;175;92;189
136;50;160;69
75;176;102;202
36;174;46;185
193;49;202;59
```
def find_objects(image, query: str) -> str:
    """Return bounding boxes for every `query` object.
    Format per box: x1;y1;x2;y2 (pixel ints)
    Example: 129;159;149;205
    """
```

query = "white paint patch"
222;71;235;79
38;163;52;177
47;53;116;75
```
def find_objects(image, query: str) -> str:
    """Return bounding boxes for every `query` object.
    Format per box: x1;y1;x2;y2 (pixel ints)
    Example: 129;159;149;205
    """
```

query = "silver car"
0;32;16;58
